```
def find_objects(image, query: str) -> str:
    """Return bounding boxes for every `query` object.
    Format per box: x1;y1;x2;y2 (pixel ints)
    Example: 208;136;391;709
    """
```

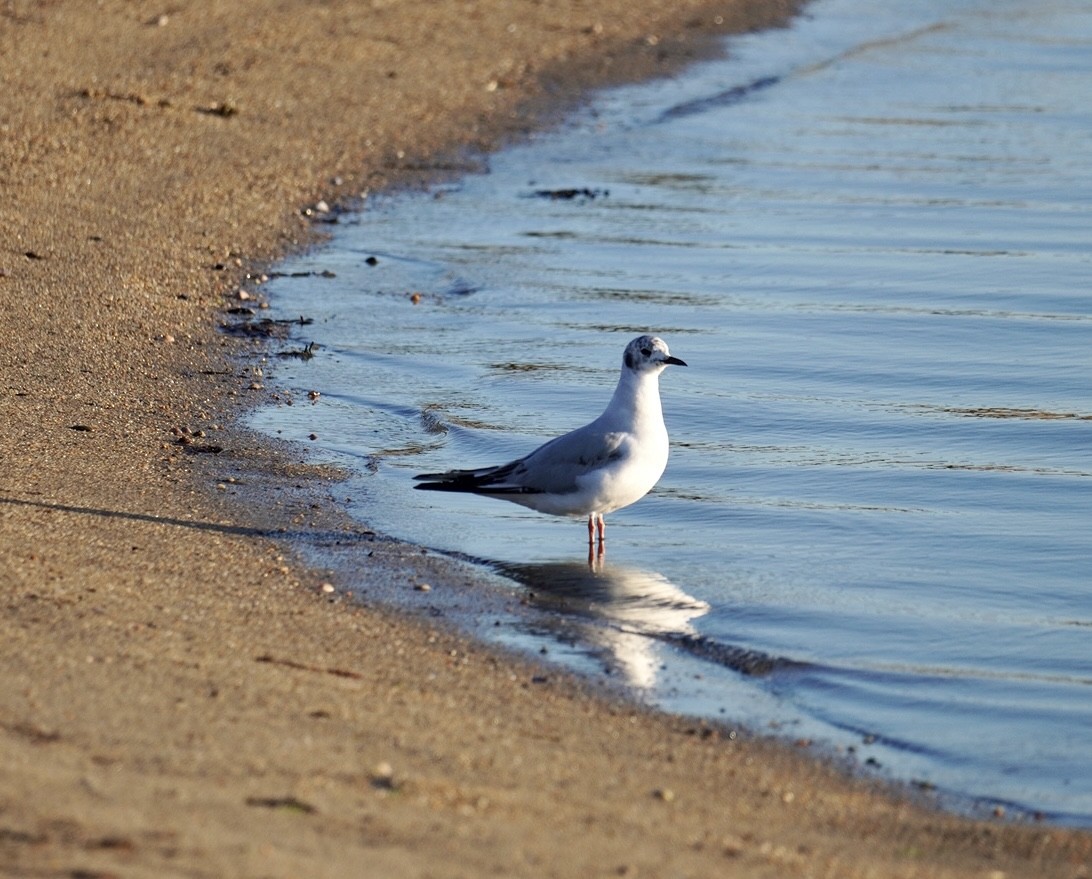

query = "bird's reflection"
494;553;709;689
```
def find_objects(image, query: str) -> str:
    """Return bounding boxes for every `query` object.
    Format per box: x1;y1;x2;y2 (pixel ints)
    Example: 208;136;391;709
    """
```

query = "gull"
413;335;686;543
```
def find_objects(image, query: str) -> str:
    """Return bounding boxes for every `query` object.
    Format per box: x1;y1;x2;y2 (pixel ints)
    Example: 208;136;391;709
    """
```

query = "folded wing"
414;425;629;497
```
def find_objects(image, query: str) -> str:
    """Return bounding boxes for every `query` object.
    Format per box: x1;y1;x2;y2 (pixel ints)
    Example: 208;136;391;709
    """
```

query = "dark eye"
641;347;652;357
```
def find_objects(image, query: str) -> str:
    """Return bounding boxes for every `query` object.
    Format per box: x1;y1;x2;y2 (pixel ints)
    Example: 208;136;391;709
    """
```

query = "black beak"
665;355;687;367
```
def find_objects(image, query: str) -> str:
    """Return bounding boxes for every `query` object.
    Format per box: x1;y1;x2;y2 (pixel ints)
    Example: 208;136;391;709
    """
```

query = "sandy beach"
1;1;1089;876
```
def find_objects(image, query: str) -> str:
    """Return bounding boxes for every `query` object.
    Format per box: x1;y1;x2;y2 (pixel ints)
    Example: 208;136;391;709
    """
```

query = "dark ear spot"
624;349;636;370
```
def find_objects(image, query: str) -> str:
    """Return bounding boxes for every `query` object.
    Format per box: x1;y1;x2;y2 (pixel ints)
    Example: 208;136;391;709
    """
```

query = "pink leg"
587;514;595;544
596;514;606;544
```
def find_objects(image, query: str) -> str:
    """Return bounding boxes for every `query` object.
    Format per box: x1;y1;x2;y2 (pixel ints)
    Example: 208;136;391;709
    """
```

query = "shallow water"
251;0;1092;824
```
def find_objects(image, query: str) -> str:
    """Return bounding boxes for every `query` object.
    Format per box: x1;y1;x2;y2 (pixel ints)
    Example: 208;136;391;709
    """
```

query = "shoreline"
2;2;1089;876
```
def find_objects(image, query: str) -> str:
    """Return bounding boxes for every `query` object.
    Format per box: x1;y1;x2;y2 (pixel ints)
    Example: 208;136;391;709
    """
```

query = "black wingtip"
413;474;486;492
413;479;462;492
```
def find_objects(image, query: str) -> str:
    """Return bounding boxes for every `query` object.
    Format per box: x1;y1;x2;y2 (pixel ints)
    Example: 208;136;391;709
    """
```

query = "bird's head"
622;335;687;374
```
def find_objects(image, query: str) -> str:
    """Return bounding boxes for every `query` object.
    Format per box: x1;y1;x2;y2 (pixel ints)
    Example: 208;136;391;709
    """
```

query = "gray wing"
414;422;630;496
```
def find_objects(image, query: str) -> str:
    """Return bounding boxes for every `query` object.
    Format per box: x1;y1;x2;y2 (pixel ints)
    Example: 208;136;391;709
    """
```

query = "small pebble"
321;583;335;594
308;433;318;441
721;835;746;858
414;583;431;592
409;292;422;305
371;761;397;790
238;290;251;301
653;788;675;803
308;390;320;401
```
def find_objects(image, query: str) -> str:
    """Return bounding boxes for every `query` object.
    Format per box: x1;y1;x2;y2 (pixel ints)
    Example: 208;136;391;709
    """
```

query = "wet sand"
1;2;1089;876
